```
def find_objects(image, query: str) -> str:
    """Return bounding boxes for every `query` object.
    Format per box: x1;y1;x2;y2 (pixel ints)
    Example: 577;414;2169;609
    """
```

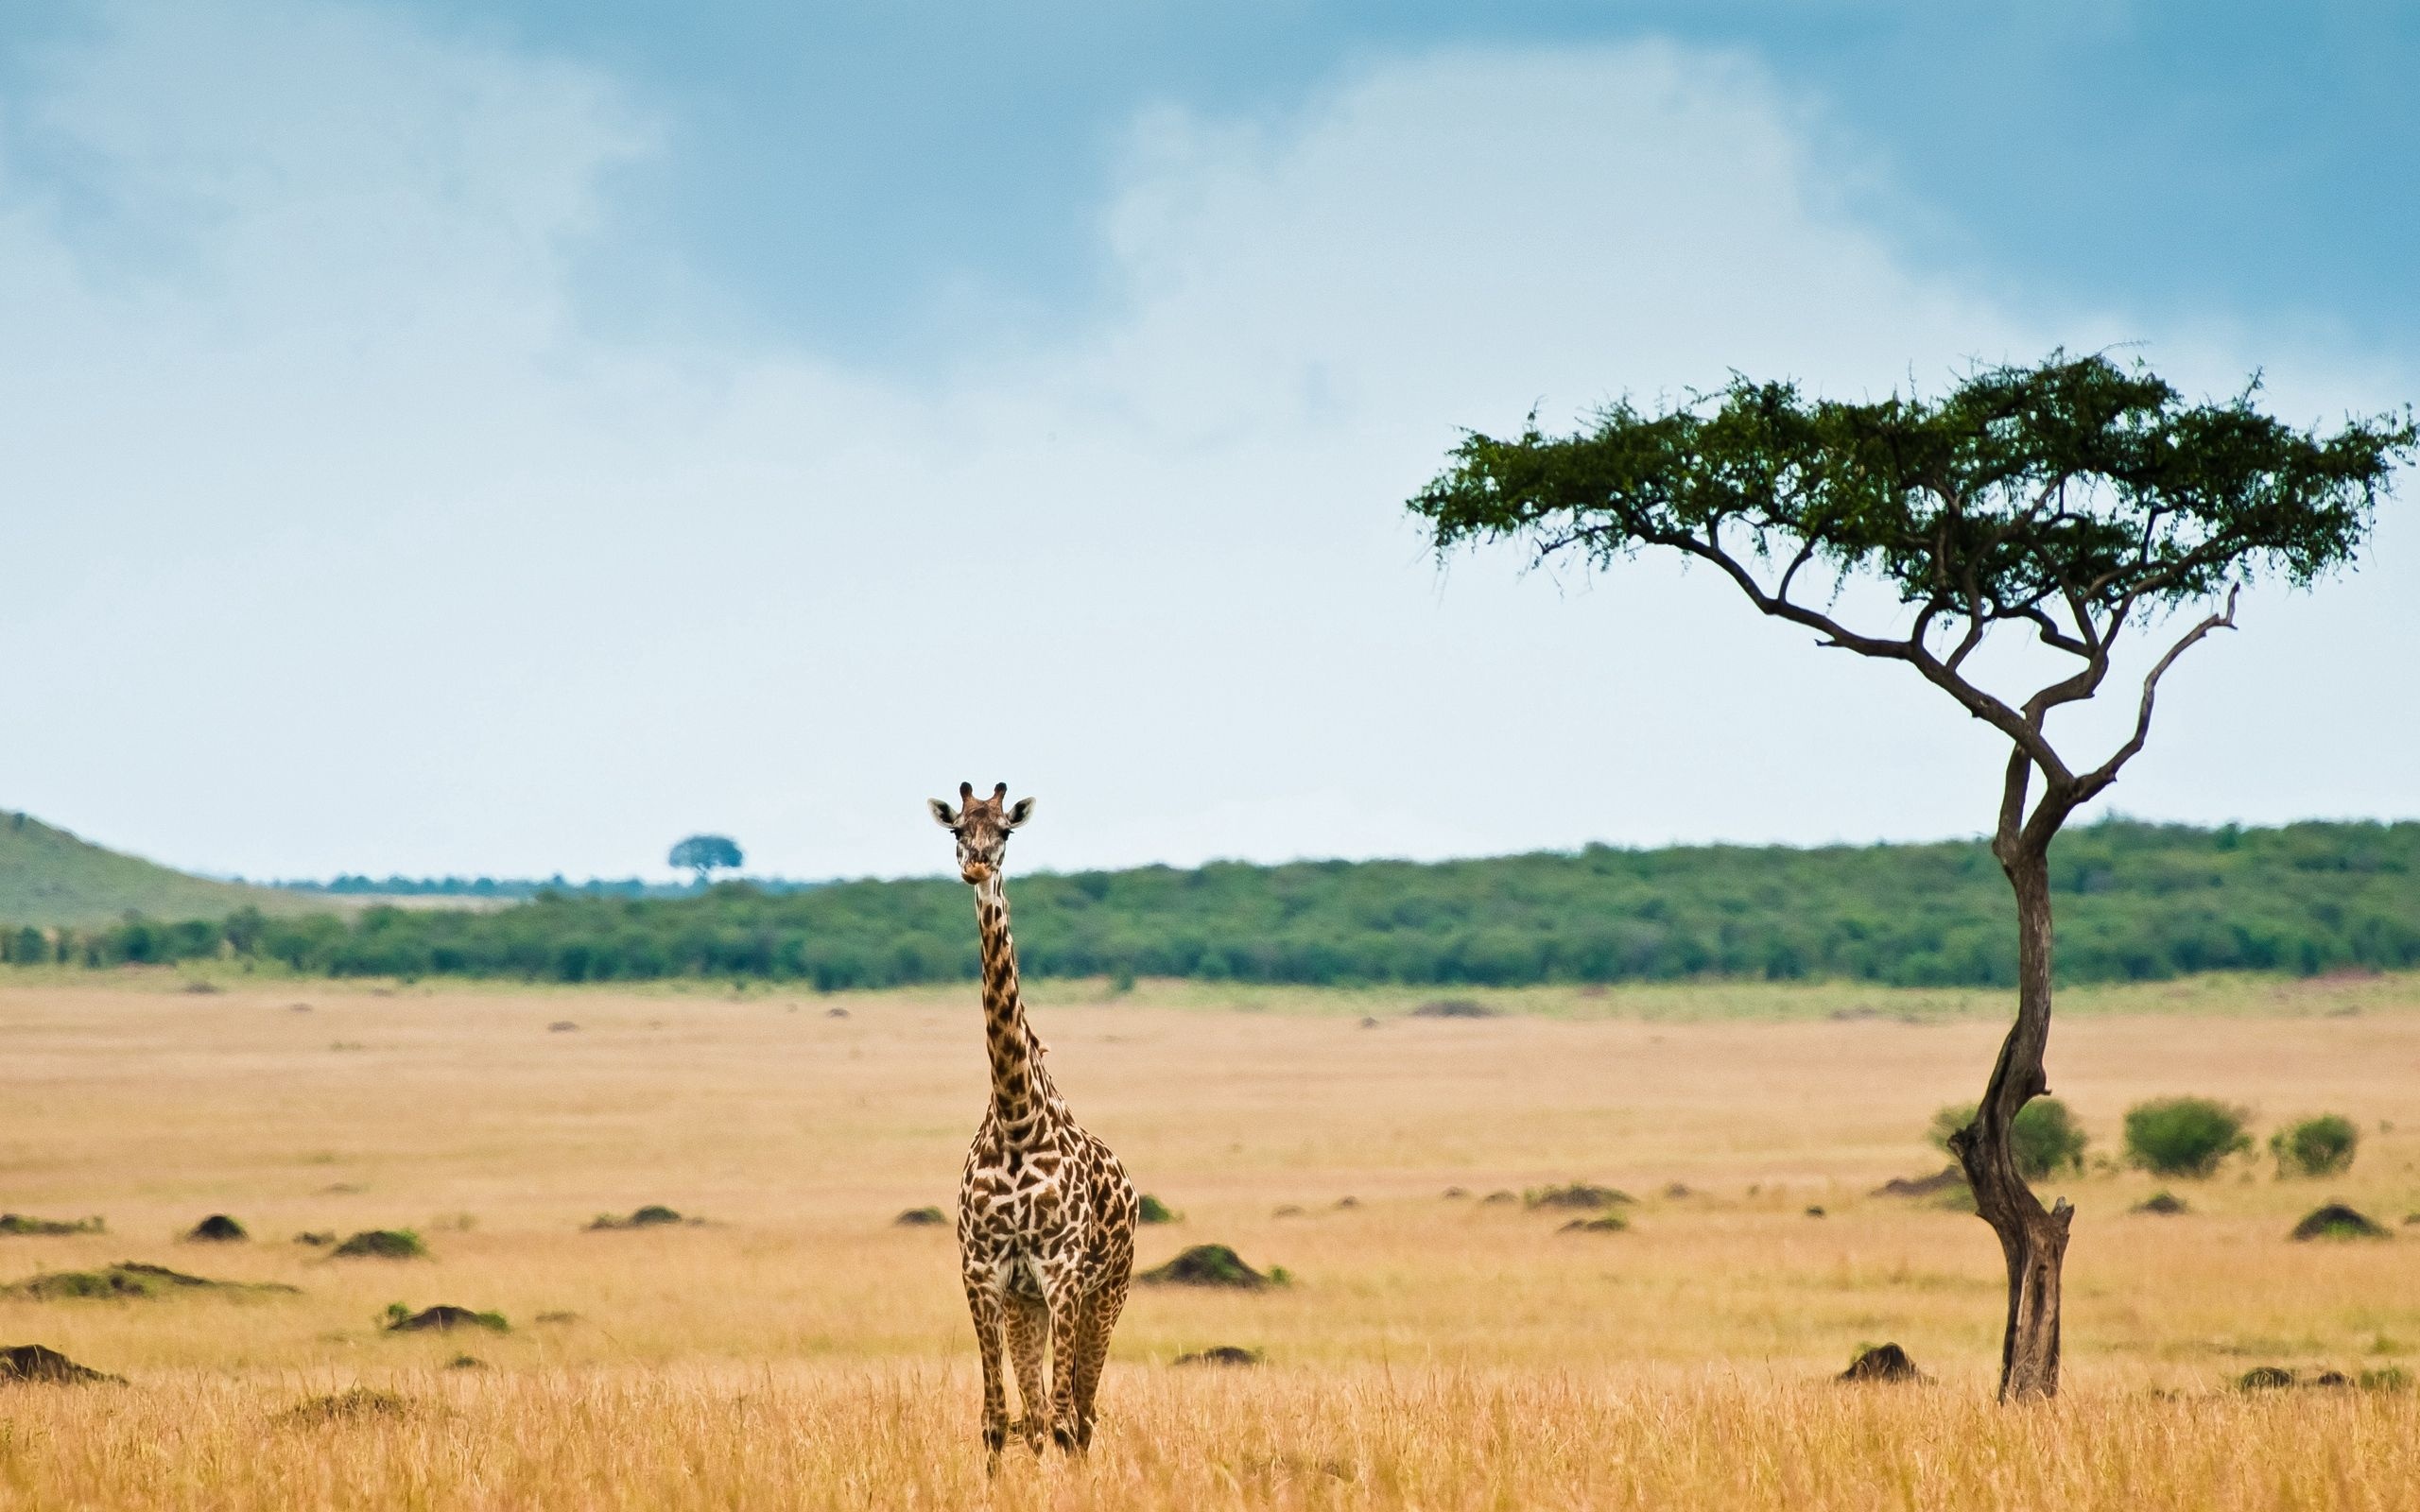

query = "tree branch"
1615;525;2083;784
2065;585;2240;815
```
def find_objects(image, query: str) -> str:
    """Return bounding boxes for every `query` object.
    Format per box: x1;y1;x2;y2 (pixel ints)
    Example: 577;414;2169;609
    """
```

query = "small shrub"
1560;1214;1629;1233
1172;1346;1261;1366
1137;1194;1179;1225
2271;1115;2360;1177
6;1263;298;1300
0;1345;120;1384
589;1205;684;1230
1840;1344;1924;1383
2123;1097;2253;1177
0;1213;105;1236
2132;1192;2190;1215
1927;1098;2087;1179
892;1207;947;1228
1411;999;1494;1019
331;1228;426;1260
2290;1203;2390;1241
281;1387;413;1425
384;1304;508;1333
185;1214;249;1243
1524;1182;1633;1211
1140;1245;1273;1289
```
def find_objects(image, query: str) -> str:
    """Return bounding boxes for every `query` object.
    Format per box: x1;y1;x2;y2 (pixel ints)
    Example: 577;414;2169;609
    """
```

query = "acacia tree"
1409;352;2412;1400
668;833;744;889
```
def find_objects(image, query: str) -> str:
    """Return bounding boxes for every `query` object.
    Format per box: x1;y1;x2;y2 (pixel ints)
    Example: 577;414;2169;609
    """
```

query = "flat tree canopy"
669;834;744;885
1409;351;2413;1400
1415;356;2406;785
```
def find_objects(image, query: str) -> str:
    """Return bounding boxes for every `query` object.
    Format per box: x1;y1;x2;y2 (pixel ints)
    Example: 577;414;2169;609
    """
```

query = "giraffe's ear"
928;799;959;829
1004;797;1036;829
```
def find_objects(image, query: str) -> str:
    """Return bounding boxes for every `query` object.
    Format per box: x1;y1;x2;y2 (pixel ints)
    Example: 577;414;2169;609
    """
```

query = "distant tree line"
274;874;827;900
7;819;2414;989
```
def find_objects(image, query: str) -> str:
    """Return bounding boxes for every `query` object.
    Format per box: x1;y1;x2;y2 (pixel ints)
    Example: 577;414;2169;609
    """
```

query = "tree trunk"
1948;844;2073;1400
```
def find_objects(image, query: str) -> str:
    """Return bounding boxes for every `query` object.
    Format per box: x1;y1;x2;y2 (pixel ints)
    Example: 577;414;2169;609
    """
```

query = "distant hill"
0;812;327;929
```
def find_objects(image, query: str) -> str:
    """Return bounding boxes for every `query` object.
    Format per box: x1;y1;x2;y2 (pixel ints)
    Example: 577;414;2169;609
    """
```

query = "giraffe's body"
931;782;1137;1462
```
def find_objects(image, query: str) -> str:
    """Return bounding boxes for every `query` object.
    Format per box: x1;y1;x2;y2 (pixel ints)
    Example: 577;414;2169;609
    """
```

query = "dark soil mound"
387;1305;508;1333
825;1006;850;1019
1840;1344;1925;1383
331;1229;426;1260
1870;1167;1967;1199
0;1213;105;1236
294;1231;335;1247
1411;999;1495;1019
1805;1206;1827;1218
1174;1346;1262;1366
892;1207;947;1228
2133;1192;2190;1215
590;1205;686;1230
7;1263;298;1300
1525;1182;1633;1211
281;1387;412;1425
1140;1245;1273;1289
187;1214;249;1243
1271;1204;1305;1217
1334;1196;1360;1210
547;1021;579;1033
1560;1215;1629;1234
1664;1183;1698;1199
0;1344;121;1383
2290;1204;2390;1241
1441;1187;1469;1199
1479;1191;1517;1206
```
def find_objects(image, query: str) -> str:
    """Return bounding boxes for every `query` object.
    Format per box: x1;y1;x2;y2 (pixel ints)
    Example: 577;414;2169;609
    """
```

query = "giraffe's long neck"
974;872;1059;1145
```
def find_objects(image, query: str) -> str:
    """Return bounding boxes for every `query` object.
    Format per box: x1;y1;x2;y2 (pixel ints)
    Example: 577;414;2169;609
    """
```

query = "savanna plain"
3;971;2417;1509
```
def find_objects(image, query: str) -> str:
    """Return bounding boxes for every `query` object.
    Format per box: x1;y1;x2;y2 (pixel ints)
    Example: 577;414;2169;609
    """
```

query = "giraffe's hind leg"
1003;1293;1049;1457
1070;1280;1127;1450
963;1280;1011;1469
1043;1279;1087;1452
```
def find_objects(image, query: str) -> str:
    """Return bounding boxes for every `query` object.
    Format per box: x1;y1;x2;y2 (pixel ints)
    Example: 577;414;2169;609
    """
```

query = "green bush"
2270;1114;2360;1177
2123;1097;2254;1177
1927;1098;2088;1180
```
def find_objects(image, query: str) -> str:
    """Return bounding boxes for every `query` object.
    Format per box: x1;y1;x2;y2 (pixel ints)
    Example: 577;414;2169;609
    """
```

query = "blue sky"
0;2;2411;882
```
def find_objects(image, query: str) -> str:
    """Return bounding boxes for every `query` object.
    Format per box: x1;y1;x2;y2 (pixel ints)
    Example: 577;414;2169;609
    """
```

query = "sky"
0;0;2412;884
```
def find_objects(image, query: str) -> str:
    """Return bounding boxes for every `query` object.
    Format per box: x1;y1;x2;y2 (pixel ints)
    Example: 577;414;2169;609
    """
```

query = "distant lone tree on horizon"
1409;351;2412;1400
668;834;744;889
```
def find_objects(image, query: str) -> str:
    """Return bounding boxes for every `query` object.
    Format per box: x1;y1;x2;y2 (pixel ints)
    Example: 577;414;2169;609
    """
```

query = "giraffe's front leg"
963;1280;1011;1469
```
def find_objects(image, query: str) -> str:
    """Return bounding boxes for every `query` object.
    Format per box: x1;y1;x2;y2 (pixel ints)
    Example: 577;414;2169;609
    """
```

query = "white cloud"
0;7;2409;883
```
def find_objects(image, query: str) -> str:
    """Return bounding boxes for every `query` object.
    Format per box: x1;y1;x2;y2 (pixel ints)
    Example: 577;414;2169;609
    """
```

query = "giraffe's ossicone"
928;782;1138;1464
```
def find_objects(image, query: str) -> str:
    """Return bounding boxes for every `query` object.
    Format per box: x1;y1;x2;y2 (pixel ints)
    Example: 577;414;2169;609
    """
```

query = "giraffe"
927;782;1138;1464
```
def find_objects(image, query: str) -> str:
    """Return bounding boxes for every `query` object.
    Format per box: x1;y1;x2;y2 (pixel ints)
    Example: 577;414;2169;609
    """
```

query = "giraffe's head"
928;781;1035;885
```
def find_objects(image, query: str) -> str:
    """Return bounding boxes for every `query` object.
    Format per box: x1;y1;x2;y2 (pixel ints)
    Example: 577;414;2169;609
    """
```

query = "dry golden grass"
2;971;2416;1509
